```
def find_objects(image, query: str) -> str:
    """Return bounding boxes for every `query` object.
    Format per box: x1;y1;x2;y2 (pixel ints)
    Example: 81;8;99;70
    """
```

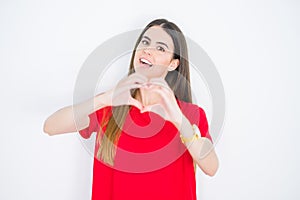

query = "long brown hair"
96;19;192;166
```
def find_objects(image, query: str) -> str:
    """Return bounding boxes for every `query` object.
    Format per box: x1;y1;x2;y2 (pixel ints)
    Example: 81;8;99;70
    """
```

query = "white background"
0;0;299;199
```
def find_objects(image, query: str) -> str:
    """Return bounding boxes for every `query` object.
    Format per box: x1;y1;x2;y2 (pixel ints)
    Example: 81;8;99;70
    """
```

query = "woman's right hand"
101;73;148;109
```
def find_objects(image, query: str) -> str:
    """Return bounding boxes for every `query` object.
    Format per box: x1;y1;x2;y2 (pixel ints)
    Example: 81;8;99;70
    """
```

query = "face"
133;26;179;79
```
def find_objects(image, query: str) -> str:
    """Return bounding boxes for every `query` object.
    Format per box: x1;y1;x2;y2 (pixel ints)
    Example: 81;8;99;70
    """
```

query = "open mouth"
139;58;153;67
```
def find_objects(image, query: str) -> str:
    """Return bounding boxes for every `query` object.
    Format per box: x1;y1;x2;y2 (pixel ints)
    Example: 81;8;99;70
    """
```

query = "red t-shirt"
79;99;213;200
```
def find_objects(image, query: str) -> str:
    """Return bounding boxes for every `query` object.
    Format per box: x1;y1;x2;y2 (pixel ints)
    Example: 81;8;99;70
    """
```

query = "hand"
102;73;147;110
140;77;184;128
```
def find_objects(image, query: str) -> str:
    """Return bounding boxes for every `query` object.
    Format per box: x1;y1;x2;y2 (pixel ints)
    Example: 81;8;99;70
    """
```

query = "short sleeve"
78;106;112;139
192;106;213;144
78;112;98;139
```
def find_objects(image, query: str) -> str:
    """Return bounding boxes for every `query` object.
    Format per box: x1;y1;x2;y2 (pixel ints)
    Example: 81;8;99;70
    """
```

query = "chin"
133;65;166;80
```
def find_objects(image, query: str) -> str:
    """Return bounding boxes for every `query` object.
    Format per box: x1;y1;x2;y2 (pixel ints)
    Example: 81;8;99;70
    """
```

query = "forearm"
43;93;107;135
175;115;219;176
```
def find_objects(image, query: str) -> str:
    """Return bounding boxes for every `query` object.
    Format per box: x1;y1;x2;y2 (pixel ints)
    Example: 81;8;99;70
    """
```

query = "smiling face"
133;26;179;79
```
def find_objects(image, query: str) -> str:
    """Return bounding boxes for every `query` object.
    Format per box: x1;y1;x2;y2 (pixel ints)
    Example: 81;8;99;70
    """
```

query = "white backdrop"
0;0;299;199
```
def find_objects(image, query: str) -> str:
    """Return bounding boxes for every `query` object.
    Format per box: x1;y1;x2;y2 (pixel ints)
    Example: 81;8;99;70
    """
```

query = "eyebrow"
142;36;169;49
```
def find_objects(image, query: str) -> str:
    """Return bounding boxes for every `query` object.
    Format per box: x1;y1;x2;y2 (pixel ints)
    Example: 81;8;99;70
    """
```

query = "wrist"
179;124;200;145
94;92;109;109
172;112;185;130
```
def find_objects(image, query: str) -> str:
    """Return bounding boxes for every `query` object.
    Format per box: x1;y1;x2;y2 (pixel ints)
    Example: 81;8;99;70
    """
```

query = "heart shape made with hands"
135;78;169;118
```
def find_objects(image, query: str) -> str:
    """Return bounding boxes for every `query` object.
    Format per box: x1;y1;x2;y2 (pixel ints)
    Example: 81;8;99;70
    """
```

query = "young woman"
44;18;219;200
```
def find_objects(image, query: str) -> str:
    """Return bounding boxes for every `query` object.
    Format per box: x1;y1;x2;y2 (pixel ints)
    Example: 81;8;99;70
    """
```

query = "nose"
143;47;153;55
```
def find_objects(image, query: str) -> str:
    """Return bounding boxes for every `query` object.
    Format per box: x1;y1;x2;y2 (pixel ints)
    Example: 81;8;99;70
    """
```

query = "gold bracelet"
180;124;200;144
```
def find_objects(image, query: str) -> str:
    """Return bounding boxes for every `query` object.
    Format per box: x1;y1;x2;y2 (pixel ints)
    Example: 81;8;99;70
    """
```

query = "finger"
116;75;146;89
148;87;174;103
140;103;161;113
128;97;143;110
112;83;143;96
148;78;170;89
157;84;172;94
140;106;150;113
147;81;172;94
122;77;147;88
117;73;147;86
149;77;168;85
127;83;144;90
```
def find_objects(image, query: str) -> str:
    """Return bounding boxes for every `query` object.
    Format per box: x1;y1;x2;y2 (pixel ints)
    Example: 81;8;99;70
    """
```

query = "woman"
44;18;219;200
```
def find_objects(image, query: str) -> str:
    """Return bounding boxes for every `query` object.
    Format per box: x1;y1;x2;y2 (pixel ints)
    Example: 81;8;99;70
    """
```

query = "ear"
168;59;180;71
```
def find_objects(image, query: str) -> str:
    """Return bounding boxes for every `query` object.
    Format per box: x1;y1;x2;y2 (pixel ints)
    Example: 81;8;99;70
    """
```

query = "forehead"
142;26;174;49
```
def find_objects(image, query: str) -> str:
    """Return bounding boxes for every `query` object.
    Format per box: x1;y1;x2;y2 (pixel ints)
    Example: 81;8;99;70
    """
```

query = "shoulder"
176;99;207;124
91;105;113;123
176;99;203;113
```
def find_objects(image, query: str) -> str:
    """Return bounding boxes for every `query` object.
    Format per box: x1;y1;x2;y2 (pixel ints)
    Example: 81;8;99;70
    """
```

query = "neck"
135;88;160;107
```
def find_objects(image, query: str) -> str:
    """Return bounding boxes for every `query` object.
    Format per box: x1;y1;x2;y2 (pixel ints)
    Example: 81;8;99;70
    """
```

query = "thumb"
140;105;151;113
129;98;143;110
140;104;158;113
140;108;147;113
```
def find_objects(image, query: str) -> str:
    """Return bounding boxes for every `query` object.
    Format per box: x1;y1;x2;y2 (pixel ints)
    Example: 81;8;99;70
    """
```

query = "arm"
175;116;219;177
43;73;148;136
43;92;107;136
139;77;219;176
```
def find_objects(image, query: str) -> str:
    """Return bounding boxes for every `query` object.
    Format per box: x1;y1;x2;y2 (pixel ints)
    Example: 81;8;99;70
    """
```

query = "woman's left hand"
140;77;184;128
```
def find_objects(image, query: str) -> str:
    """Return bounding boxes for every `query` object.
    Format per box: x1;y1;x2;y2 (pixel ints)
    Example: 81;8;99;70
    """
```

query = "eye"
141;40;149;45
157;46;165;52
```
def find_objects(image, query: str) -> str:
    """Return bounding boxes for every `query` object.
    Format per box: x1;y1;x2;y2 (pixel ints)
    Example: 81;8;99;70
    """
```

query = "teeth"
140;58;152;66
